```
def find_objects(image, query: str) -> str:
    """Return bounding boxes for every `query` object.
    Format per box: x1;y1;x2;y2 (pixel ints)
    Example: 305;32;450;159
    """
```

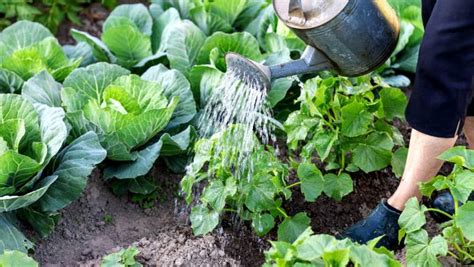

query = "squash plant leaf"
323;173;353;201
405;230;447;267
398;197;427;233
278;212;311;243
190;204;220;236
455;202;474;241
341;101;372;137
252;213;275;237
297;162;324;202
352;132;394;173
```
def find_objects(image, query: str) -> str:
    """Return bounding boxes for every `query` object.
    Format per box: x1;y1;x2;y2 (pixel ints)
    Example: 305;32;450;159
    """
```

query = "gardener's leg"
387;130;457;210
463;117;474;149
341;0;474;250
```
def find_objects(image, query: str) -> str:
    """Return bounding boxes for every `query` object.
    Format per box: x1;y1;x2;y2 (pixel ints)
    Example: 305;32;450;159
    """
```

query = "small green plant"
285;74;408;202
264;227;402;267
103;214;113;224
398;146;474;266
182;125;310;242
101;246;141;267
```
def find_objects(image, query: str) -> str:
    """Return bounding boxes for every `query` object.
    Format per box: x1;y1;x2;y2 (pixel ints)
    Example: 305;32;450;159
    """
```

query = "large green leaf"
297;162;324;202
36;132;106;212
438;146;474;170
34;103;68;163
190;204;220;235
379;88;407;120
102;17;152;68
201;177;237;211
0;94;41;155
71;29;115;63
0;214;34;254
0;175;57;212
196;31;263;70
0;69;24;93
352;133;394;173
103;140;162;180
405;230;447;267
398;198;427;233
323;173;353;201
277;212;311;243
189;64;224;107
163;20;206;76
455;201;474;241
63;42;96;67
0;21;52;61
341;101;372;137
243;173;278;212
22;71;62;107
159;126;197;156
0;249;38;266
451;170;474;203
104;4;153;36
252;213;275;236
141;64;197;128
151;8;181;53
268;78;294;108
62;63;130;112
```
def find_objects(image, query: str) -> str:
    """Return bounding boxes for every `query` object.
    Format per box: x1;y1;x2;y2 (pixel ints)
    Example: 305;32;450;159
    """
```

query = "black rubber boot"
339;201;401;251
428;191;474;223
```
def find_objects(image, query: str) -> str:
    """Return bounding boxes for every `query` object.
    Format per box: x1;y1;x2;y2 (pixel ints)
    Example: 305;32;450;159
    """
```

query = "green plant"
264;227;402;267
379;0;424;87
0;21;81;91
0;89;106;253
284;74;408;202
398;146;474;266
101;246;142;267
0;250;38;267
182;126;310;242
0;0;117;33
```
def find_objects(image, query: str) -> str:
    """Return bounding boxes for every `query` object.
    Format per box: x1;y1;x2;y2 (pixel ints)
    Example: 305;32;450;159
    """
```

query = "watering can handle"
288;0;306;25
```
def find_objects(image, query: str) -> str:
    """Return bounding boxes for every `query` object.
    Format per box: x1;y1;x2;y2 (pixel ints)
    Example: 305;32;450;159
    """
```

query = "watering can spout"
225;47;332;90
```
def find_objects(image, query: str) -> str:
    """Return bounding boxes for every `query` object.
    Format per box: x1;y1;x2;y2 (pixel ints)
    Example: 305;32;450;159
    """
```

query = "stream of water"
196;71;276;180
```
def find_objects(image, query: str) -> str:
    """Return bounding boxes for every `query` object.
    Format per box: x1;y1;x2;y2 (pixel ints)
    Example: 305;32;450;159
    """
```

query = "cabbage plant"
0;21;81;94
0;90;106;253
61;62;189;180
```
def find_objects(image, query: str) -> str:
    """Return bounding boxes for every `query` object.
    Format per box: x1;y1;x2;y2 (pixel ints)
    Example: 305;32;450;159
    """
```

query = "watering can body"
226;0;400;89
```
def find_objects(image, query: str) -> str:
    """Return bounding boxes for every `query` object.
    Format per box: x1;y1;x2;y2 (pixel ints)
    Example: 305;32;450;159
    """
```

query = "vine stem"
276;207;289;218
285;181;301;189
425;208;454;220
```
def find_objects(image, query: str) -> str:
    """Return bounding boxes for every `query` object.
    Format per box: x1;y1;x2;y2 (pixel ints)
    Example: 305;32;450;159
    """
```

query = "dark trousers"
405;0;474;138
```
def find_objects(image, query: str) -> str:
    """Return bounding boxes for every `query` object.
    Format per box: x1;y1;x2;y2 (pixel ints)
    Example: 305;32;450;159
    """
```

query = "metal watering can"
226;0;400;89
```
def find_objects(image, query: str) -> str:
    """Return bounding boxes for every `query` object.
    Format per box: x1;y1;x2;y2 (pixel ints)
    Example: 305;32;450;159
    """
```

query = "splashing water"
196;70;276;180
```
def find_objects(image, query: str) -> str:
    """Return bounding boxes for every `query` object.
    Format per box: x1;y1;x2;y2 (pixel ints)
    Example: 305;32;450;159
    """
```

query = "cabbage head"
62;62;179;179
0;21;81;94
0;91;106;253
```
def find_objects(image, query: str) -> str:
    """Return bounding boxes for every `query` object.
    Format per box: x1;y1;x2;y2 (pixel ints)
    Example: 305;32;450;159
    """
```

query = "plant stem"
425;208;454;220
285;181;301;189
447;251;459;260
276;207;289;218
453;242;474;261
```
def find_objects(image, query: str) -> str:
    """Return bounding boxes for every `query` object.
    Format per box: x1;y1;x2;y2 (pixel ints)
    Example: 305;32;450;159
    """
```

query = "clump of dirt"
85;227;246;266
33;163;266;266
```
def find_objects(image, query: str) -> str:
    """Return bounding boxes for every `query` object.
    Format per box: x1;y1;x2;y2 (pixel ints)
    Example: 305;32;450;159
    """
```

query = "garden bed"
31;140;437;266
